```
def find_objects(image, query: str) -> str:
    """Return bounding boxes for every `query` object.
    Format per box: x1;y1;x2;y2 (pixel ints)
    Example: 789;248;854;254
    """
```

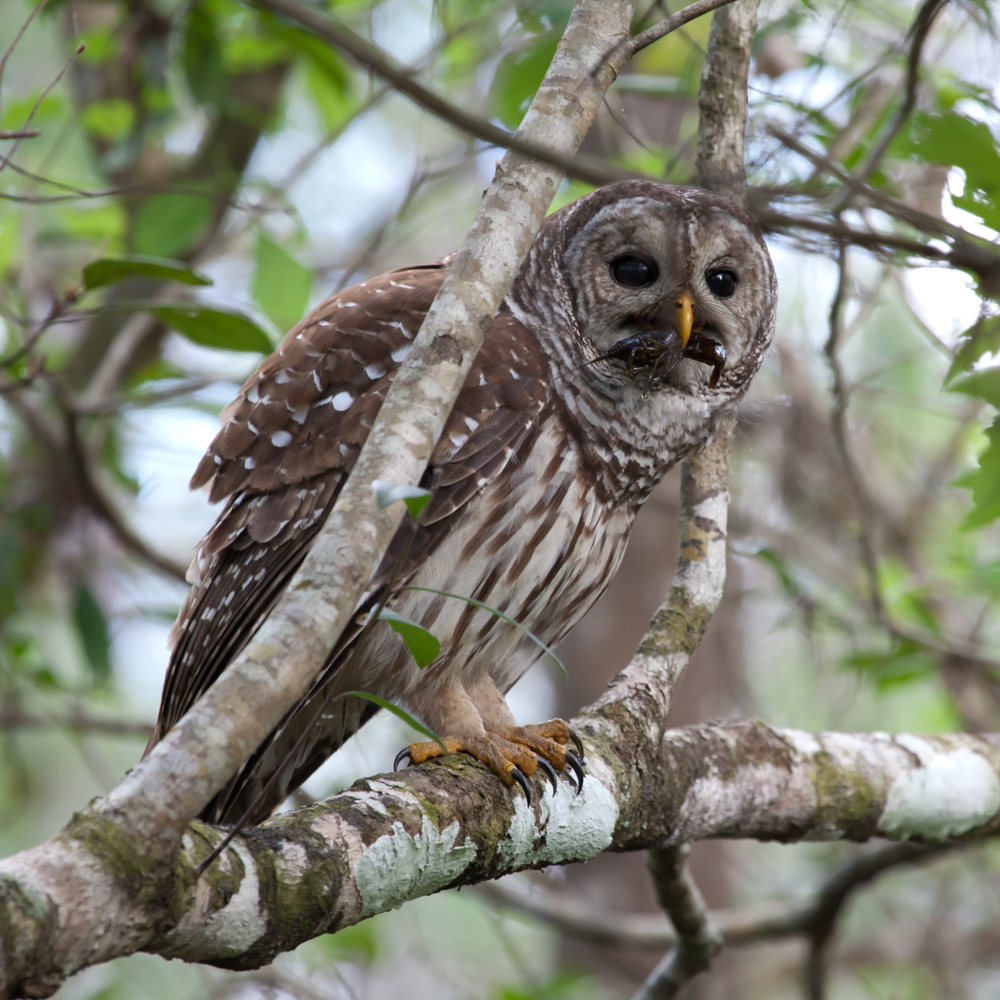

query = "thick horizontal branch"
4;720;995;985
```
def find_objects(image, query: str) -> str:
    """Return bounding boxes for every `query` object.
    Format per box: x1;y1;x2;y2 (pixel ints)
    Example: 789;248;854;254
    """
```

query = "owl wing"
149;262;549;759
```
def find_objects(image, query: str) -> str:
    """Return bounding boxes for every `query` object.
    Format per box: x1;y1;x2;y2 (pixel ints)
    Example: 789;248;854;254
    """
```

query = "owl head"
510;181;777;407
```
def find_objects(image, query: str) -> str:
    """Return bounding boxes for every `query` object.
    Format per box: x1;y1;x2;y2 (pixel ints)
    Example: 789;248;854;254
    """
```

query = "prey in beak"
592;289;727;390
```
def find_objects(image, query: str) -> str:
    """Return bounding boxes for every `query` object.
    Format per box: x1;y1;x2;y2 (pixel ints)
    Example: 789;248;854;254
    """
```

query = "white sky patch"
902;265;982;346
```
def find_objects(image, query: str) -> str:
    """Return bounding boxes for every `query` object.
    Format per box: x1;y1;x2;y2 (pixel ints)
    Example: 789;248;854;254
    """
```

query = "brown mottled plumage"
147;181;777;823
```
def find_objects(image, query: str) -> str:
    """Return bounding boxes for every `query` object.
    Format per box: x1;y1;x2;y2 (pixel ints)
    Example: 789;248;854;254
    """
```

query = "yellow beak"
675;291;698;349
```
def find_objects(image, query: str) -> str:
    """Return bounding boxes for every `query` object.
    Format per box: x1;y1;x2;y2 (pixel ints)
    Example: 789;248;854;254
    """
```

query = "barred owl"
147;180;777;824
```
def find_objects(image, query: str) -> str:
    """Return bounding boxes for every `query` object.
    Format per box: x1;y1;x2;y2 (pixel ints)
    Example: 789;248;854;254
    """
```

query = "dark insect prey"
593;327;727;389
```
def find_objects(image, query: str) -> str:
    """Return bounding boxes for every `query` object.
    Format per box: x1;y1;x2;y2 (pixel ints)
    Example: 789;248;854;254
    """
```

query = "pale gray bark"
5;721;997;989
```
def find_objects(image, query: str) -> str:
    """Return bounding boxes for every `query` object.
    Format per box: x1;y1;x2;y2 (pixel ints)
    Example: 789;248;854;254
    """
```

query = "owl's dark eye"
706;269;737;297
611;255;659;288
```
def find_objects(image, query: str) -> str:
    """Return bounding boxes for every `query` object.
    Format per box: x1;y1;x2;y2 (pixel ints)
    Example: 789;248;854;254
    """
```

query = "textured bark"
3;721;997;990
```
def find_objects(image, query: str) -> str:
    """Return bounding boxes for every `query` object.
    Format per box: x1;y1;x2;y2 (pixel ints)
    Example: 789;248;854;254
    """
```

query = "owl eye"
706;269;737;297
611;255;659;288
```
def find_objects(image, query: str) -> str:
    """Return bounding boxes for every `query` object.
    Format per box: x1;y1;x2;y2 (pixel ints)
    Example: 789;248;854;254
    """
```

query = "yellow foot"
394;720;584;804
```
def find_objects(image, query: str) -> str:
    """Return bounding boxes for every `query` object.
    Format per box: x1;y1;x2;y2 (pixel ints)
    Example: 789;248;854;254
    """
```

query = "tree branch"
2;720;995;988
635;846;722;1000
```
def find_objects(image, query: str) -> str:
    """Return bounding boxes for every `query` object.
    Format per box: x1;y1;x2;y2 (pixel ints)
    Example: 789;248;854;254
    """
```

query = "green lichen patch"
809;748;882;841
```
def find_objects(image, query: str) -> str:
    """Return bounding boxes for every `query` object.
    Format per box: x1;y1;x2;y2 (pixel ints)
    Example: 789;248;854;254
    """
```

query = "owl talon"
511;767;532;806
569;729;585;761
564;750;585;793
393;747;412;771
535;756;558;794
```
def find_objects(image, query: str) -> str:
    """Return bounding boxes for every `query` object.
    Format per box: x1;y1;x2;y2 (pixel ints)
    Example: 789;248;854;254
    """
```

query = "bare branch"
0;43;85;176
634;846;722;1000
0;0;48;124
626;0;737;58
848;0;950;191
0;707;151;739
483;840;957;950
2;719;996;993
250;0;629;188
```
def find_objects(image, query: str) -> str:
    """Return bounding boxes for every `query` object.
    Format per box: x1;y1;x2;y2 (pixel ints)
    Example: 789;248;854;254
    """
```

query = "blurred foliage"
1;0;1000;997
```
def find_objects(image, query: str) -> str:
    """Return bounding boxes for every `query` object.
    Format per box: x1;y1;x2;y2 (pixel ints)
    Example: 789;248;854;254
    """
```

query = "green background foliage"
2;0;1000;996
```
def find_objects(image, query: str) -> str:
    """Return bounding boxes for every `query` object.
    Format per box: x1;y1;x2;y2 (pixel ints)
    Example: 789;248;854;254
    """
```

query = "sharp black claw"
511;767;532;806
569;729;585;761
536;756;558;794
564;750;585;793
393;747;412;772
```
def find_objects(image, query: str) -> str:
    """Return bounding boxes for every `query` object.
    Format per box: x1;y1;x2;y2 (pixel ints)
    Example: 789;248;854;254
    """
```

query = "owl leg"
393;675;583;803
464;674;584;792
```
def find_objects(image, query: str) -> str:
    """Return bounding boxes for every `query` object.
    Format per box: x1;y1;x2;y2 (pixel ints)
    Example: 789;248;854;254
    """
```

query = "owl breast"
334;419;638;708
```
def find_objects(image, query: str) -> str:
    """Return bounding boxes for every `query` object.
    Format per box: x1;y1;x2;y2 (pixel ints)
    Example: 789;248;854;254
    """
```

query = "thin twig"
765;123;970;245
483;842;956;952
849;0;951;191
0;43;85;175
752;205;1000;296
0;289;79;372
824;241;885;618
802;843;948;1000
53;392;189;582
0;0;48;124
0;707;152;738
625;0;739;57
633;846;722;1000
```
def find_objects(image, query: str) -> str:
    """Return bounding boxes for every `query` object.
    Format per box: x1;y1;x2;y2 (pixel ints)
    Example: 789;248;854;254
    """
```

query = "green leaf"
0;93;65;132
405;586;567;679
123;358;189;389
946;316;1000;382
182;4;225;106
900;111;1000;228
490;32;559;128
372;480;432;519
957;416;1000;529
377;607;440;669
72;584;112;686
150;304;273;354
948;366;1000;409
302;58;354;131
59;202;127;244
0;208;20;277
80;97;135;141
753;546;801;599
845;638;936;691
252;234;312;332
83;255;213;291
132;194;212;258
222;33;291;73
76;24;119;66
343;691;445;750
